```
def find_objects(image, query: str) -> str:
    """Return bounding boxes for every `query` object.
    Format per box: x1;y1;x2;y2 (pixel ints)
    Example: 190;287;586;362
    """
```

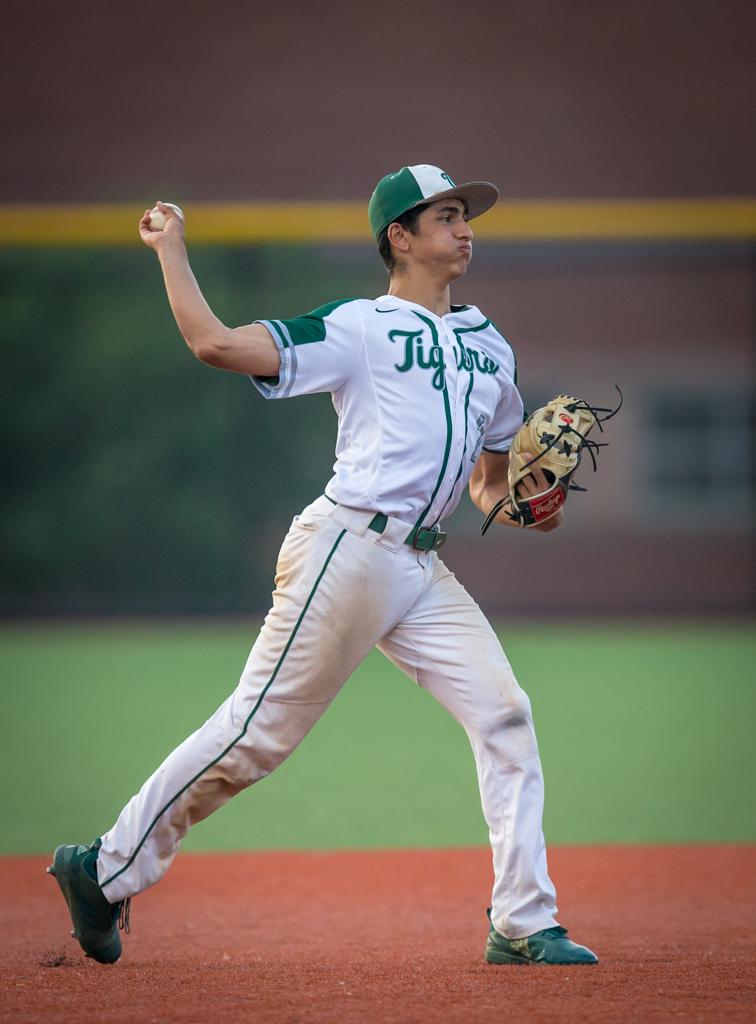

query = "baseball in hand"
148;202;184;231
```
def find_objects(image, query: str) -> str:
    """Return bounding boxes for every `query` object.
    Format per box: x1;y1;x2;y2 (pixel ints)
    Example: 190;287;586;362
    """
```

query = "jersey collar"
374;295;473;319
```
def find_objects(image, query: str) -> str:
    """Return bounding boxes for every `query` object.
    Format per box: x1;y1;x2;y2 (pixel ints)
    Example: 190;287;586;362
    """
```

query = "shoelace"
118;897;131;934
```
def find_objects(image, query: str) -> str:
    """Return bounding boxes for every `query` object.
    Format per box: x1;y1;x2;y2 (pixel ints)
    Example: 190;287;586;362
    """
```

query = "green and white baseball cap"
368;164;499;238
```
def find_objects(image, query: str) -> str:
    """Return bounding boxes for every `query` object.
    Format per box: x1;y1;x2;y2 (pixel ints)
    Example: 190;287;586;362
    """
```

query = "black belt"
324;495;447;551
405;522;447;550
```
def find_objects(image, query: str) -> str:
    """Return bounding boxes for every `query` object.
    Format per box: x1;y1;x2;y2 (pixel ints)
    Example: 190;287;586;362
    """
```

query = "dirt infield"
2;845;754;1023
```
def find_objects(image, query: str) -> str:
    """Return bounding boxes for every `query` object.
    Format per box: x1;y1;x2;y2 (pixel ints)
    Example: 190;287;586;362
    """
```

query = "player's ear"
387;221;411;253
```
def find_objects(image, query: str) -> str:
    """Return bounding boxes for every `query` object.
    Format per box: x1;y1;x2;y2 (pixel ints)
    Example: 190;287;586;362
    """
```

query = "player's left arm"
469;451;563;533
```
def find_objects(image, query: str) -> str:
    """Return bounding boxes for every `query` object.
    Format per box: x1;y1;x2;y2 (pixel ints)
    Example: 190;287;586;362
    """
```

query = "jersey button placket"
432;320;452;521
443;323;464;516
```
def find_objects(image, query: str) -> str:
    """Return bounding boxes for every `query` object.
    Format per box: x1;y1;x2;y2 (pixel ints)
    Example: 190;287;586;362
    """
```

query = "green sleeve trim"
269;320;291;349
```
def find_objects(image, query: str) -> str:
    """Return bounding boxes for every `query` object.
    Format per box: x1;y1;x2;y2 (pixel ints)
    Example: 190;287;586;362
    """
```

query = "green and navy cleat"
47;839;130;964
485;911;598;965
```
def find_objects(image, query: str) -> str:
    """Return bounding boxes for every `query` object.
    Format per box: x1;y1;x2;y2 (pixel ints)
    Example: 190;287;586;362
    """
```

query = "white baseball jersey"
252;295;524;530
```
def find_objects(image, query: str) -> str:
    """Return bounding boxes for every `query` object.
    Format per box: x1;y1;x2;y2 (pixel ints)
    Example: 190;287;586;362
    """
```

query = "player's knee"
501;709;530;730
475;689;535;748
504;689;534;728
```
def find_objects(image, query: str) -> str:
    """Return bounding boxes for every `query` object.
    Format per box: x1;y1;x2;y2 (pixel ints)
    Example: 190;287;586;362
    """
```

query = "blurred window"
644;389;755;529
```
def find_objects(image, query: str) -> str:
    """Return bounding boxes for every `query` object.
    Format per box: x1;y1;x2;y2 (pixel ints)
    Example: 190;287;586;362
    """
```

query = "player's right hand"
139;201;185;251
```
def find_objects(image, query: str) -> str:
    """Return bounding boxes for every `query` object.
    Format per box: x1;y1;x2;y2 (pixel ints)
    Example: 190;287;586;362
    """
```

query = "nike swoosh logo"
375;307;400;313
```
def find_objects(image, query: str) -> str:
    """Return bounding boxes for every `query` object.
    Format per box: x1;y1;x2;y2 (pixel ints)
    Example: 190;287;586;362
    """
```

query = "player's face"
410;198;473;280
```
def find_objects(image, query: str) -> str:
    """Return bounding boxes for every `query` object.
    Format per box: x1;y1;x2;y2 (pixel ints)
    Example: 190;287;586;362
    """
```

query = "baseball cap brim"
404;180;499;224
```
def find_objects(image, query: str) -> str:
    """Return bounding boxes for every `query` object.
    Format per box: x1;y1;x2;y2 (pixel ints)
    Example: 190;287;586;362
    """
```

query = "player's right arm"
139;203;280;376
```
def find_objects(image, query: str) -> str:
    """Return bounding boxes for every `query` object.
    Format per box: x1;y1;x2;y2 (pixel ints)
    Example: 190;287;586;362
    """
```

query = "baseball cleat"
485;912;598;965
47;839;129;964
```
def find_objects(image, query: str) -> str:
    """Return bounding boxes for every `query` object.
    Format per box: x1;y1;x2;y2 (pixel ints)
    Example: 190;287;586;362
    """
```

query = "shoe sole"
486;957;598;965
47;845;121;964
47;845;76;920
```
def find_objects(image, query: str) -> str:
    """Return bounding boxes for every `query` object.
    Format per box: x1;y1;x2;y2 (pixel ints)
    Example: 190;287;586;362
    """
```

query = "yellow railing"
0;198;754;245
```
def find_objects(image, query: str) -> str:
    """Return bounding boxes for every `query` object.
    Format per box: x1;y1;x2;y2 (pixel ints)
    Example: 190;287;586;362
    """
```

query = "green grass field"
1;621;754;854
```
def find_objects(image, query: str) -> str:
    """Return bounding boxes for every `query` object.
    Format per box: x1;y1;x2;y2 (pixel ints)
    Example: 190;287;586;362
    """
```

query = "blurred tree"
0;246;385;613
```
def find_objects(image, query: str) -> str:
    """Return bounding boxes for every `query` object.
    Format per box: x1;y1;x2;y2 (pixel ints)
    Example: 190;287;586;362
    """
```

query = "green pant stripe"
100;528;348;890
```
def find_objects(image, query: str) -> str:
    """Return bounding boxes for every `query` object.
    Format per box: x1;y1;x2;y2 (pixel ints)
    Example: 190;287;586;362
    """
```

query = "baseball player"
48;165;598;967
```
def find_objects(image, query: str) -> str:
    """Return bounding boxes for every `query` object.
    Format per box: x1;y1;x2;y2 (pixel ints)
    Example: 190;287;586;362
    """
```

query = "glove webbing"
480;386;623;536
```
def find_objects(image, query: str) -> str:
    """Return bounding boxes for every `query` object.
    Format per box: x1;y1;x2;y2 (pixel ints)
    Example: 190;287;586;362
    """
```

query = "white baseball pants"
97;495;558;939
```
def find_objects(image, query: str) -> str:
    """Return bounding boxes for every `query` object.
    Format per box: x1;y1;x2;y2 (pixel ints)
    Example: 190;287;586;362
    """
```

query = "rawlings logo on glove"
481;388;622;533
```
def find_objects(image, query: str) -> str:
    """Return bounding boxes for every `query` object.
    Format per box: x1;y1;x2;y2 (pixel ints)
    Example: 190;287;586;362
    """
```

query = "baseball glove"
481;388;622;533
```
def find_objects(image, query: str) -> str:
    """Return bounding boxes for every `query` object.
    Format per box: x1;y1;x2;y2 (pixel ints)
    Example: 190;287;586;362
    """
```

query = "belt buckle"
412;527;447;551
